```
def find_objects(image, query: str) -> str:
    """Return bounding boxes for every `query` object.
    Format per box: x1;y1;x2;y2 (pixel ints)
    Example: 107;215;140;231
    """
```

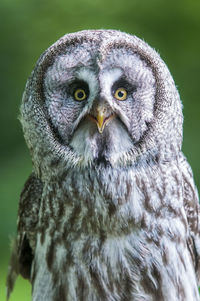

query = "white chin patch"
69;117;133;164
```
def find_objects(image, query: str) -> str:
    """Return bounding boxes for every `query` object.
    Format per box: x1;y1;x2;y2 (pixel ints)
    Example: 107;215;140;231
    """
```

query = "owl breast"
32;164;199;301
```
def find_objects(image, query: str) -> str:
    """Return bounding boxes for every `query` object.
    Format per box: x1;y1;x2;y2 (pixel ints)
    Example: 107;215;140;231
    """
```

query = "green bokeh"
1;0;200;300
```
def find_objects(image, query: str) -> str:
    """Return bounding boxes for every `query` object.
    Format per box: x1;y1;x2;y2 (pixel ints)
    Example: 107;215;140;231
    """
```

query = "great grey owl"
7;30;200;301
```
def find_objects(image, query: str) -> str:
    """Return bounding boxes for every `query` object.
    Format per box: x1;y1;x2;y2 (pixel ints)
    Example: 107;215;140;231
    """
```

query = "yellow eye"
74;88;87;101
114;88;127;101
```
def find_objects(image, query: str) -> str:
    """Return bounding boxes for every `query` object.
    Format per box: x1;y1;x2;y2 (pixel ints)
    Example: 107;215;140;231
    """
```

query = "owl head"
20;30;183;177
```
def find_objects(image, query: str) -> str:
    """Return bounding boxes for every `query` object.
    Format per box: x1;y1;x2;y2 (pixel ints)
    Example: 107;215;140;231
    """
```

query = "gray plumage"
7;30;200;300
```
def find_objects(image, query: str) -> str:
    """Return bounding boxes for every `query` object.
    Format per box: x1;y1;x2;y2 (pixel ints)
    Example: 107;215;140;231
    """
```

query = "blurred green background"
1;0;200;300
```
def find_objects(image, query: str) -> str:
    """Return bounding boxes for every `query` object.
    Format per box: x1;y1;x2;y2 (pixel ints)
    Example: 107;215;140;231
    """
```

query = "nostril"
97;106;107;114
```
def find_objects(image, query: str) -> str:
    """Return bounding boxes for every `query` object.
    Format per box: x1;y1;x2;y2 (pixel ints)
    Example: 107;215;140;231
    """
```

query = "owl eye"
114;88;127;101
74;88;87;101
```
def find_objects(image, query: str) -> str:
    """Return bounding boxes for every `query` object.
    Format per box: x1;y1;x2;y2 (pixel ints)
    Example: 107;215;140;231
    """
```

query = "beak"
88;105;114;134
96;109;106;133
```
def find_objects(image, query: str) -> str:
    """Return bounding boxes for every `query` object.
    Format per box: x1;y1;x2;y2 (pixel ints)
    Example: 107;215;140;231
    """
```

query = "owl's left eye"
74;88;88;101
114;88;127;101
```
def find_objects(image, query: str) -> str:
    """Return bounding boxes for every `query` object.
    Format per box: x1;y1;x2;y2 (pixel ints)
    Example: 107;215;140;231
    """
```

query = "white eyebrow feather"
76;68;98;102
100;68;123;97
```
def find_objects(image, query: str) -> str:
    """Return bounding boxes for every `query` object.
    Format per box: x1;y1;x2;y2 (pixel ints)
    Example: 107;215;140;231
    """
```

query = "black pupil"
118;91;124;98
78;91;84;99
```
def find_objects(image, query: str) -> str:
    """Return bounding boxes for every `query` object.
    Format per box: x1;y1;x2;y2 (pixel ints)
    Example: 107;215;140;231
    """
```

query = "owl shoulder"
180;153;200;283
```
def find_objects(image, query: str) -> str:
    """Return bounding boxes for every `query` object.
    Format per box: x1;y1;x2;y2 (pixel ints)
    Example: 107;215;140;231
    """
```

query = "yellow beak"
96;110;105;133
88;106;114;134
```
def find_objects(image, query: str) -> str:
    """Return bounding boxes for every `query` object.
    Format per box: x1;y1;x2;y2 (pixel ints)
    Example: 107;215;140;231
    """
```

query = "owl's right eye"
74;88;88;101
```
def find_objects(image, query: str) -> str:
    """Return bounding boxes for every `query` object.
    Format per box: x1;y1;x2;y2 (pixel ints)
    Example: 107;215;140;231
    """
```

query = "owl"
6;30;200;301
